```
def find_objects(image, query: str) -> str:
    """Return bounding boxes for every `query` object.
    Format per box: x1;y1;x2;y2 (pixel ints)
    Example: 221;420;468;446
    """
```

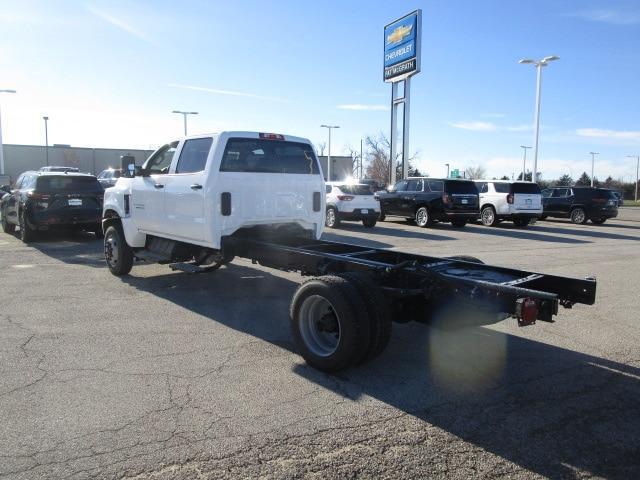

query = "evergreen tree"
575;172;591;186
556;174;573;186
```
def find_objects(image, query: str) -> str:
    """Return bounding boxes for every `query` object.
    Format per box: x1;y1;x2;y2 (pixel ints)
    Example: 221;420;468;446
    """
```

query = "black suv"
378;177;479;227
541;187;618;224
0;171;104;242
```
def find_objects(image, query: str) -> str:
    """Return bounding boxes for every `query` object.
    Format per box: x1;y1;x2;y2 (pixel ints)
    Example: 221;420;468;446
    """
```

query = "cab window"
175;137;213;174
406;179;421;191
552;188;570;198
392;180;408;192
143;142;178;174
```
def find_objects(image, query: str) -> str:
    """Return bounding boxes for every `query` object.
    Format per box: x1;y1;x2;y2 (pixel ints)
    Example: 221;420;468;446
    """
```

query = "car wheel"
480;206;498;227
378;211;386;221
591;217;607;224
325;207;340;228
290;275;371;372
104;225;134;276
362;219;377;228
513;218;530;228
570;207;587;224
451;219;467;228
1;207;15;234
19;209;36;243
415;207;431;228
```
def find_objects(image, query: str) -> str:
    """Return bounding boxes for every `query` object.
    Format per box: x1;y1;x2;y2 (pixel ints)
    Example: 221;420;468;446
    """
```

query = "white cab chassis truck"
103;131;597;372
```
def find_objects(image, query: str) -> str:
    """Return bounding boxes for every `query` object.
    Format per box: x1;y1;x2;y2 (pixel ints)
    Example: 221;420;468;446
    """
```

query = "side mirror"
120;154;136;178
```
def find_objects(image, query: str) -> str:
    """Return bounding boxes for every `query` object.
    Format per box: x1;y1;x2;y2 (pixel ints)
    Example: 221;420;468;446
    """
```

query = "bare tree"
364;132;419;186
465;165;487;180
315;141;326;156
344;143;364;179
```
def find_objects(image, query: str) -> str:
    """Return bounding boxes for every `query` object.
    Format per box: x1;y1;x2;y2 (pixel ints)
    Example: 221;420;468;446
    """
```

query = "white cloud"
168;83;287;103
86;6;153;44
571;9;640;26
337;104;388;111
576;128;640;141
448;121;497;131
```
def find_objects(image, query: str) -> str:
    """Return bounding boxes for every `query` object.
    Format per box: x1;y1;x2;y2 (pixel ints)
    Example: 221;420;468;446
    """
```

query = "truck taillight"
507;194;514;204
442;193;452;205
337;195;354;201
516;298;538;326
28;192;50;200
259;133;285;140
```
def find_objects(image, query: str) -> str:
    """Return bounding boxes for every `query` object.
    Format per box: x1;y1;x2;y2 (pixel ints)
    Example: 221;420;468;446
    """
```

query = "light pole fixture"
628;155;639;202
0;89;17;176
172;110;198;136
320;125;339;181
43;116;49;166
589;152;599;187
520;145;531;181
445;163;449;178
519;55;560;183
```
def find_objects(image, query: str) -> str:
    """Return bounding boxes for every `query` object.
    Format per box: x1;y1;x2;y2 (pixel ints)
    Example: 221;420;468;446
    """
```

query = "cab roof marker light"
259;133;285;140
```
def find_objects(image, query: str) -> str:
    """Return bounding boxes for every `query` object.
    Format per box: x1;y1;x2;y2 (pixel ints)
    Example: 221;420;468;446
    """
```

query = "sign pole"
402;77;411;179
389;82;398;186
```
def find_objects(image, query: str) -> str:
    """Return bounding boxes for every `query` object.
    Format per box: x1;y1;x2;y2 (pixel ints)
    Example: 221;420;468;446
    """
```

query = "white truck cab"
102;131;325;275
474;180;543;227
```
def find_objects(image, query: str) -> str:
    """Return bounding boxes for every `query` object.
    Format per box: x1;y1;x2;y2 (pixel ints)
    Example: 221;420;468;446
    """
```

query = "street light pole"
520;145;531;180
589;152;599;187
445;163;449;178
43;116;49;166
628;155;639;202
0;89;17;176
171;110;198;136
519;56;559;183
320;125;339;181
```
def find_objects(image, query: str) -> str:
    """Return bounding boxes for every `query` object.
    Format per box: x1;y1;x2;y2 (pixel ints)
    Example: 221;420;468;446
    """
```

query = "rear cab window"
220;138;319;174
511;182;541;194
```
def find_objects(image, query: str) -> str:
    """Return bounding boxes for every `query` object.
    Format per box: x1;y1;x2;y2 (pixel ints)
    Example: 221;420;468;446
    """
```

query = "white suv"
475;180;542;227
325;182;380;228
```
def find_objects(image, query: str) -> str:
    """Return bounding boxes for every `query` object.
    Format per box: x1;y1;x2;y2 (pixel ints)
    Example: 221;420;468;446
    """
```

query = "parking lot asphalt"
1;217;639;479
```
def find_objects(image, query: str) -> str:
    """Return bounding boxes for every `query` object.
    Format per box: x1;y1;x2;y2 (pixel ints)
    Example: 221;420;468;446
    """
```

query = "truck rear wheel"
480;206;498;227
415;207;432;228
104;225;134;276
570;207;587;224
290;275;371;372
338;272;392;363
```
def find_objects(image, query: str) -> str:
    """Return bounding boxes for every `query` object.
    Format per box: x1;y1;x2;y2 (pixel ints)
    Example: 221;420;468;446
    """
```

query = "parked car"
38;166;80;173
541;187;618;224
97;168;123;189
377;177;479;227
0;171;104;242
475;180;542;227
325;182;379;228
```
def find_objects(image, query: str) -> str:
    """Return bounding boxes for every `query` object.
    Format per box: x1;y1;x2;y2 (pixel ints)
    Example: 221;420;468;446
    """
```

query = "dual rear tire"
290;273;392;372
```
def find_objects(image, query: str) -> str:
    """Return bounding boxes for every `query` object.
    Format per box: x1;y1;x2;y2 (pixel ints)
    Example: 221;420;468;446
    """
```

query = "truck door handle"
154;183;164;189
190;184;202;190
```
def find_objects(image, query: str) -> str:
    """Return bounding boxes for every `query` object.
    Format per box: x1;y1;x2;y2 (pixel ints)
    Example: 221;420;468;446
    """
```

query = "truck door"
162;137;212;243
131;142;177;234
399;179;422;215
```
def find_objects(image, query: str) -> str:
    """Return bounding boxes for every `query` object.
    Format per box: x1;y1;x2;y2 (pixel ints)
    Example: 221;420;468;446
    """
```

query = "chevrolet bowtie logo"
386;24;413;46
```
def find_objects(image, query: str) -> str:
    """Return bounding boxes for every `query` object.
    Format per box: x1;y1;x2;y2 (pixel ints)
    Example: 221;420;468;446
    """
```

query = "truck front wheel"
104;225;134;276
290;275;370;372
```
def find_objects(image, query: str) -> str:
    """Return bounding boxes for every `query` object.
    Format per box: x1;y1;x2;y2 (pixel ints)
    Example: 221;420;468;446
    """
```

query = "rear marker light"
507;194;514;204
259;133;285;140
515;298;538;326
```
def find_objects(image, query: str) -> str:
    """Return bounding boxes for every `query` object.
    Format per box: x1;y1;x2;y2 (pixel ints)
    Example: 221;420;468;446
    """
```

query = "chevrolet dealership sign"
384;10;421;82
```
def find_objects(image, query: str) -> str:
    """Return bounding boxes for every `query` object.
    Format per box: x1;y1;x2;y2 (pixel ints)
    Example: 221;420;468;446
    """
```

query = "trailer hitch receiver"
515;298;538;326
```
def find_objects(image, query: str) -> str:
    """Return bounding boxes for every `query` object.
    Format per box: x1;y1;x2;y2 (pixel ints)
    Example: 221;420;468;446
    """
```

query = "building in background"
1;144;154;183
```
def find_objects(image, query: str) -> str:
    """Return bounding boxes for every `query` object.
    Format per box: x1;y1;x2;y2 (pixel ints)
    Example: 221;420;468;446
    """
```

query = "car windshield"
338;184;373;195
445;180;477;194
36;176;101;191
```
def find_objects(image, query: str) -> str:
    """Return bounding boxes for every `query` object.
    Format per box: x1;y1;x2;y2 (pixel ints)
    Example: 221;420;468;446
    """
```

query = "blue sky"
0;0;639;180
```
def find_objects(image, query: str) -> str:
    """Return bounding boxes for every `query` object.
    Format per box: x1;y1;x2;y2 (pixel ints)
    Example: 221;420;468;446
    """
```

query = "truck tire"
415;207;432;228
1;208;15;234
19;209;36;243
480;206;498;227
338;272;392;363
362;219;377;228
325;207;340;228
290;275;371;372
104;225;134;276
570;207;587;224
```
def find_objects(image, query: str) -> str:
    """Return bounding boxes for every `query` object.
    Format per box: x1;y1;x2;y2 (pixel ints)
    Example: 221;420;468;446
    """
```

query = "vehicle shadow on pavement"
21;231;105;268
294;323;640;479
326;222;457;242
120;262;639;478
457;223;592;244
541;218;640;232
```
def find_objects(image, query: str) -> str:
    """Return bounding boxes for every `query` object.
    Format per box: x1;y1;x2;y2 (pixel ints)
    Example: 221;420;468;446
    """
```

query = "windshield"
36;176;101;192
220;138;320;174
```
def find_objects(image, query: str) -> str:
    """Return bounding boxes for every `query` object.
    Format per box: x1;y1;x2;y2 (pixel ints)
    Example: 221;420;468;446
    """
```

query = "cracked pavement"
1;215;639;479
